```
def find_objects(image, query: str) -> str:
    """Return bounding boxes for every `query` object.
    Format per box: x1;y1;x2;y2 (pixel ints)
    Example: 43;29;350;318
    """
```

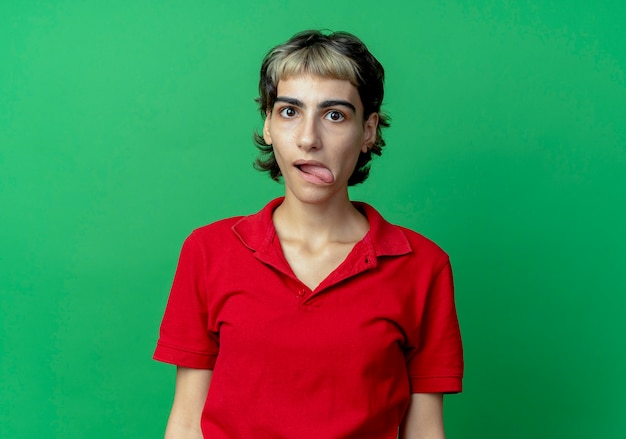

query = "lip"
293;159;328;168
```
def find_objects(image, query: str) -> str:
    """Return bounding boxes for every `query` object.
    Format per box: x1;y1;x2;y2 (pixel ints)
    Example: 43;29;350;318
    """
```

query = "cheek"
271;143;289;169
338;145;364;171
341;130;367;157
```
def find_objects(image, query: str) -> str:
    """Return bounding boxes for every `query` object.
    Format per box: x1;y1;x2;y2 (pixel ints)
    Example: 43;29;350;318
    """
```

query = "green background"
1;1;624;437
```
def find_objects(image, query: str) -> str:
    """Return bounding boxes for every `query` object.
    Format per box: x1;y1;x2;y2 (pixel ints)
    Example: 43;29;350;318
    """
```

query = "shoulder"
391;225;450;276
190;216;244;241
182;198;281;251
359;201;449;268
397;225;449;262
173;217;245;260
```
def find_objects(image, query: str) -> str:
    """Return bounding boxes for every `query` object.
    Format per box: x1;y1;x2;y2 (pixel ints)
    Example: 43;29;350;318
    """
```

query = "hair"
253;30;390;186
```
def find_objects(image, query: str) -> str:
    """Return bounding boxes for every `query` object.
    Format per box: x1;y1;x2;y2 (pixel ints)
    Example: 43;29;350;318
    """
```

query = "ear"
263;110;273;145
362;112;379;153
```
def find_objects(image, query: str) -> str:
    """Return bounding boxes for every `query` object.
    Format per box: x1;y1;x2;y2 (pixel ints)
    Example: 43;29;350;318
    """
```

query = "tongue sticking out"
299;164;335;184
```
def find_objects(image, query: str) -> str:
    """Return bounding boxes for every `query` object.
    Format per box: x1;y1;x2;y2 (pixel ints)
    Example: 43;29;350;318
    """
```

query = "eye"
325;110;345;122
279;107;298;118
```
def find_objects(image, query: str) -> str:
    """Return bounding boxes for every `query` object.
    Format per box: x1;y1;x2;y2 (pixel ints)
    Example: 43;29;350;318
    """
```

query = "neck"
273;191;368;244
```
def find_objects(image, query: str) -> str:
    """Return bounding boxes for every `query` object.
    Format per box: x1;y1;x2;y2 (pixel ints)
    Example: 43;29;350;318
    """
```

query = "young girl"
154;30;463;439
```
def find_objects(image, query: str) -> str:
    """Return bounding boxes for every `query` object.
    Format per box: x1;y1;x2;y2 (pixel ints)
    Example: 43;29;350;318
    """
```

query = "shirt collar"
232;197;411;258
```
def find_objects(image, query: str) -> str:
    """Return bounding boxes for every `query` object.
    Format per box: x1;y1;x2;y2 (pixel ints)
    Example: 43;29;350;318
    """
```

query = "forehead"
276;74;363;110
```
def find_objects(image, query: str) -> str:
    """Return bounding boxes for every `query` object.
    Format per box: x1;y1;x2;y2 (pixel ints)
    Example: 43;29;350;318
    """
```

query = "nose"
296;114;321;151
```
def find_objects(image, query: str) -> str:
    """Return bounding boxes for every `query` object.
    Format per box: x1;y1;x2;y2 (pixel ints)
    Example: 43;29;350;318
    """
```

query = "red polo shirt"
154;198;463;438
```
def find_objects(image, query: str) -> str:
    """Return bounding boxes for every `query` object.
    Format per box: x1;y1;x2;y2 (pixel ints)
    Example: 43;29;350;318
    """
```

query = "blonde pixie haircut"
254;30;390;186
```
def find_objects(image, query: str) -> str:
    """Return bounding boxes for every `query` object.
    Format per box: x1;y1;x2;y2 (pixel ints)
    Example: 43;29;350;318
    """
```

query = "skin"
163;74;446;438
400;393;446;439
263;74;377;209
263;74;378;289
164;367;211;439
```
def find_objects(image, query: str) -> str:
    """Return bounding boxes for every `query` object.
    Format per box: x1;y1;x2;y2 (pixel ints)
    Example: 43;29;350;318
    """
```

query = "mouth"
294;161;335;184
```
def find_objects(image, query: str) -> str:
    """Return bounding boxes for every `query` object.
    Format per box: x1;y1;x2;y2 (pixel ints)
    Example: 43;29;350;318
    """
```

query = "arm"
399;393;445;439
164;367;213;439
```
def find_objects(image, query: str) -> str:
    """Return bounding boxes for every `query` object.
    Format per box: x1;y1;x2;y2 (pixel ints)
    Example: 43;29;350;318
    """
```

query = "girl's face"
263;74;378;205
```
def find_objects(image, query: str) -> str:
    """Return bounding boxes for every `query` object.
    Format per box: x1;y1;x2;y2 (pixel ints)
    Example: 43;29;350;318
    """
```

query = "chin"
285;185;348;206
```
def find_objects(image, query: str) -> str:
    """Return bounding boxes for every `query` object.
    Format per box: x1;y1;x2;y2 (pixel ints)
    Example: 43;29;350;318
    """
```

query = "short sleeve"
406;260;464;393
153;232;219;369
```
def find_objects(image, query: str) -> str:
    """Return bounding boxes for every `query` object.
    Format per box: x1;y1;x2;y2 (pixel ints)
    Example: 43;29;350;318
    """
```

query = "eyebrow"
274;96;357;114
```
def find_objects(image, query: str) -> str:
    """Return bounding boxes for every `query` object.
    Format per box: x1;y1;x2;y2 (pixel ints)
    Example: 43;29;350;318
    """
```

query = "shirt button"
296;289;306;297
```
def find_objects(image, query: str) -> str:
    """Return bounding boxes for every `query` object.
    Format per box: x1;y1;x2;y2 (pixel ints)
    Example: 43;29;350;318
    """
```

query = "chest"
205;254;420;372
279;239;358;290
202;269;415;438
